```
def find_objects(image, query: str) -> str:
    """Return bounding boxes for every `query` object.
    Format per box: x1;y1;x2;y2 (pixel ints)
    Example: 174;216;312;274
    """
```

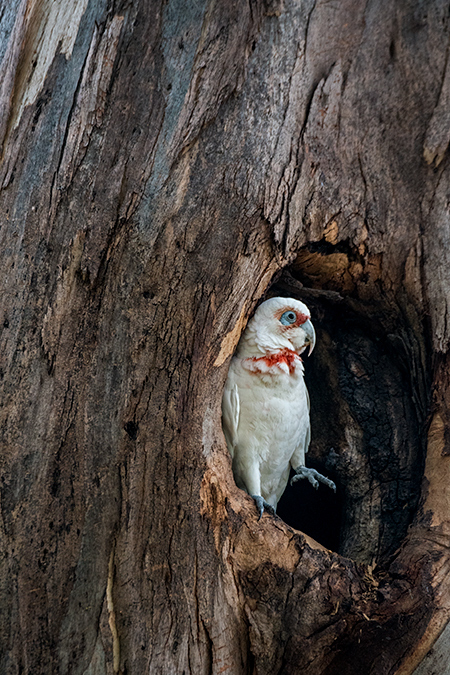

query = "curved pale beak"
303;319;316;355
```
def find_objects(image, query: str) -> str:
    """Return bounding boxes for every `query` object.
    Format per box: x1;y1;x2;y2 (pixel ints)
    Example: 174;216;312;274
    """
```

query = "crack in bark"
106;547;120;674
303;0;317;60
49;23;97;217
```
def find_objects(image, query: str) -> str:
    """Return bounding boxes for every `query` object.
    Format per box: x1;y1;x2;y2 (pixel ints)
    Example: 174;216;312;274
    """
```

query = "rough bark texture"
0;0;450;673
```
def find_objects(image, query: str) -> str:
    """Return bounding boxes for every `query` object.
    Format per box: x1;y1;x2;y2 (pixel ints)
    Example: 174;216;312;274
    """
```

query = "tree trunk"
1;0;450;673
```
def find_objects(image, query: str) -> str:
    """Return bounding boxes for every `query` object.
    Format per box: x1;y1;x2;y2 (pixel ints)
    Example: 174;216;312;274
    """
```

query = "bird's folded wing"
222;380;240;458
305;387;311;454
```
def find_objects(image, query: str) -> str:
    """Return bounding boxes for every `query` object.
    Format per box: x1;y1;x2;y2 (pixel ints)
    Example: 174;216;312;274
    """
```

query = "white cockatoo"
222;296;335;519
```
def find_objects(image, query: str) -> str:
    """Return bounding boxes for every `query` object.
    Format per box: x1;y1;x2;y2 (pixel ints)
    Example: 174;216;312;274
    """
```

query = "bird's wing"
305;386;310;454
290;383;311;468
304;420;311;455
222;379;240;459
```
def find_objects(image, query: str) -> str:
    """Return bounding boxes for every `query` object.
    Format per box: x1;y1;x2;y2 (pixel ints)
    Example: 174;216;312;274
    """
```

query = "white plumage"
222;296;335;519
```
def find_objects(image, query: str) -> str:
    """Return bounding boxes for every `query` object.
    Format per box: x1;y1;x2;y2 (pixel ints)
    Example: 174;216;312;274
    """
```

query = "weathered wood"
0;0;450;673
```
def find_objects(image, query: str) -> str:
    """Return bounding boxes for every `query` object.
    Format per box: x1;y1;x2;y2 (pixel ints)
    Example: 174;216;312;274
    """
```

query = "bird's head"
237;296;316;357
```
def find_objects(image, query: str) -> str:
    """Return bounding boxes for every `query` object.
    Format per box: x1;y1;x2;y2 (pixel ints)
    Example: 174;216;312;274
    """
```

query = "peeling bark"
1;1;450;673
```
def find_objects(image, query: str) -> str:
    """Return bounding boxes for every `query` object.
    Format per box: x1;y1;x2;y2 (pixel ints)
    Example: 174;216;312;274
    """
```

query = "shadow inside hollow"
276;465;343;552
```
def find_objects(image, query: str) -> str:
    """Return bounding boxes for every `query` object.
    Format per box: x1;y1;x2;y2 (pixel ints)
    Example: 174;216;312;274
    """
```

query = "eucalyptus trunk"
1;1;449;673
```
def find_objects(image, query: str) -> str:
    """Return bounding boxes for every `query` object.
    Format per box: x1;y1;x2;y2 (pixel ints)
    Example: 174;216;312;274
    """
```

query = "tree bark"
0;0;449;673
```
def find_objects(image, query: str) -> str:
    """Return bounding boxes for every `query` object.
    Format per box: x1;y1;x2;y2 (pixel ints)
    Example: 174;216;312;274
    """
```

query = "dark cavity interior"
271;250;429;565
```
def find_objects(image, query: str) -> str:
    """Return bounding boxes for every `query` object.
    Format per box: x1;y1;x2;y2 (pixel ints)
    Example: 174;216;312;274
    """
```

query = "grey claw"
291;467;336;492
251;495;276;520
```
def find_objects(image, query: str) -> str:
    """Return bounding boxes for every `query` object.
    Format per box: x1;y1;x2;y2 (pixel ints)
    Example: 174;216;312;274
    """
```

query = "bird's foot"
291;466;336;492
251;495;276;521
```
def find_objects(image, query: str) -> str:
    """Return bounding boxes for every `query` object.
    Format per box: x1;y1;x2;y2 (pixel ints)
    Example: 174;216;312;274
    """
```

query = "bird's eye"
280;310;297;325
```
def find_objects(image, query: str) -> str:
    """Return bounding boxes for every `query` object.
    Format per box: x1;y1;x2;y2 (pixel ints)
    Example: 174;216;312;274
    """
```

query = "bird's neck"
241;348;303;376
237;323;295;357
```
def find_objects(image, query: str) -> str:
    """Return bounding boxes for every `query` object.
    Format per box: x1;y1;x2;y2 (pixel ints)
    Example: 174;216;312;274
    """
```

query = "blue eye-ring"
280;310;297;326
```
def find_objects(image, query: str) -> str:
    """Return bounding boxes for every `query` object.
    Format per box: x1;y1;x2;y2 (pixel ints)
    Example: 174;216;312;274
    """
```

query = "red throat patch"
249;349;300;375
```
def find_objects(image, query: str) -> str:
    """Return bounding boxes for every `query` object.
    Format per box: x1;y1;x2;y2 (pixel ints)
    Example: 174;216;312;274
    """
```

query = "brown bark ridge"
0;0;449;673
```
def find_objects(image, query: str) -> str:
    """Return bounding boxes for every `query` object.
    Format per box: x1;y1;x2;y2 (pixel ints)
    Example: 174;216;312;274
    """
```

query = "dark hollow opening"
277;464;343;552
270;255;430;565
